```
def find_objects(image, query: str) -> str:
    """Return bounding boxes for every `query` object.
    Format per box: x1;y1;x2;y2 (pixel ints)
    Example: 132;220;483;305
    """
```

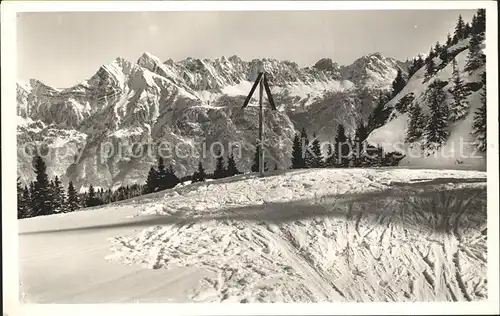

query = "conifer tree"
464;23;472;38
226;152;240;176
17;178;29;219
31;155;53;217
66;181;79;212
194;161;207;182
473;72;487;152
446;33;453;47
156;156;167;190
352;122;368;165
291;132;304;169
391;69;407;97
28;182;36;212
51;176;65;212
425;57;436;78
406;102;426;143
324;143;336;167
334;124;349;167
424;80;449;149
449;58;470;121
300;128;313;168
251;145;267;172
368;92;390;132
434;41;442;55
454;14;465;41
308;132;323;168
439;46;449;62
166;164;179;188
213;150;227;179
472;9;485;35
144;166;158;194
86;184;98;207
464;33;485;73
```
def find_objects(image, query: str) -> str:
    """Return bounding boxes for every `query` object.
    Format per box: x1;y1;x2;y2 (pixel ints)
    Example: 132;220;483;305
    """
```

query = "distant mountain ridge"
17;52;409;189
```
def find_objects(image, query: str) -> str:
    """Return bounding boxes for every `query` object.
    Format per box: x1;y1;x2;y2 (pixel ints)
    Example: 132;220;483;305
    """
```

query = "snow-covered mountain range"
17;52;409;189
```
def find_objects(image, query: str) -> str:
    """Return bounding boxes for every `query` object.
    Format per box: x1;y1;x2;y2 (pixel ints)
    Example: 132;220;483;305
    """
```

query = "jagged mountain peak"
313;58;340;71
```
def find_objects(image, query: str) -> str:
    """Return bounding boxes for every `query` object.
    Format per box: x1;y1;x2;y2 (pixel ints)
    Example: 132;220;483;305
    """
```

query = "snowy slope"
17;52;407;189
19;168;487;303
366;39;486;170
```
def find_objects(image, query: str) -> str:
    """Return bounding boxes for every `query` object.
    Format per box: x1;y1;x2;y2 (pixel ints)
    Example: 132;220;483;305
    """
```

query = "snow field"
106;168;487;302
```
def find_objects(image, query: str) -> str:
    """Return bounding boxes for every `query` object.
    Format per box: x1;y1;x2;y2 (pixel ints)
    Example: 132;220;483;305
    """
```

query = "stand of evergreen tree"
425;56;436;79
449;58;471;121
408;55;425;78
193;161;207;182
144;157;180;193
226;152;241;176
464;32;485;73
308;132;323;168
334;124;350;168
31;155;53;217
453;14;466;44
391;69;407;97
424;80;449;149
213;150;227;179
471;9;486;36
290;132;305;169
367;92;391;133
405;102;426;143
251;144;268;173
324;143;336;167
66;181;80;212
51;176;66;212
472;72;487;152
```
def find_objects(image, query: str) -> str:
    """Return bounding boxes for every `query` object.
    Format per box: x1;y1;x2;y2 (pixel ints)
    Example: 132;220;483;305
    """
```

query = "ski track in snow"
100;168;487;303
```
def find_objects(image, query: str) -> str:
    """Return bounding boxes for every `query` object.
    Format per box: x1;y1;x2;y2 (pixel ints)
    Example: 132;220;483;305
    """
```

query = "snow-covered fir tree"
31;155;53;217
405;102;426;143
391;68;407;97
464;32;485;73
193;161;207;182
226;152;240;176
425;57;436;79
445;33;453;47
166;165;179;188
334;124;349;167
324;143;335;167
424;80;449;149
17;178;30;219
308;132;323;168
449;58;470;121
453;14;466;43
156;156;167;190
352;121;368;166
439;46;449;63
66;181;79;212
51;176;66;213
251;144;268;173
471;9;485;35
86;184;99;207
300;128;313;168
367;92;390;132
144;166;158;194
472;72;487;152
213;150;227;179
291;132;305;169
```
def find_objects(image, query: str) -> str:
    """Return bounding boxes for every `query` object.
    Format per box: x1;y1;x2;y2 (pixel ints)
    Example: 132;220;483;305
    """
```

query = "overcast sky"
17;10;476;88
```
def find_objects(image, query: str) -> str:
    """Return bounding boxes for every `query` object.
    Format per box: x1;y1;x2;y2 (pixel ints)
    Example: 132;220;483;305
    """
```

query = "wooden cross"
242;72;277;177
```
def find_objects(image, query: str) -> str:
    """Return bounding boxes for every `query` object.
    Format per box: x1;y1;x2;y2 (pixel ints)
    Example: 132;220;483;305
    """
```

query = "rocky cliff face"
17;52;407;189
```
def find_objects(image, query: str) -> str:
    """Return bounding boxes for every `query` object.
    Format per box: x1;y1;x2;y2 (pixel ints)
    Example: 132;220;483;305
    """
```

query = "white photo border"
2;1;498;315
